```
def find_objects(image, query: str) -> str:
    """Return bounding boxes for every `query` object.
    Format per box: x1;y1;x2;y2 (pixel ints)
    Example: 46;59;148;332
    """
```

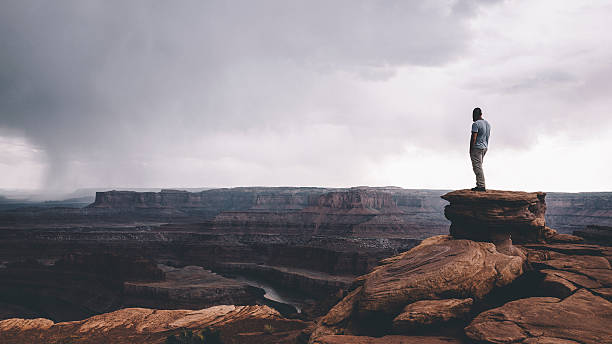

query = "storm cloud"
1;0;611;192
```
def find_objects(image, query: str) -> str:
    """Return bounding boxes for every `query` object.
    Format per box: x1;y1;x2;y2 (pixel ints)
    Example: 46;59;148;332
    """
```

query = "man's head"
472;107;482;122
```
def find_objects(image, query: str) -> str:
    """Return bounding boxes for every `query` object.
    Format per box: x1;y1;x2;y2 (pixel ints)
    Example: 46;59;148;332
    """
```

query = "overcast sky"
1;0;611;194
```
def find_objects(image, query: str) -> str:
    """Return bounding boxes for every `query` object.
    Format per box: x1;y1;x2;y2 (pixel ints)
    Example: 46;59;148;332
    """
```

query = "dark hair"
473;107;482;118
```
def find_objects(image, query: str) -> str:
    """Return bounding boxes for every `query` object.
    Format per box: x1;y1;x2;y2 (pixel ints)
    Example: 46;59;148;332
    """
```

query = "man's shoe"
471;187;486;192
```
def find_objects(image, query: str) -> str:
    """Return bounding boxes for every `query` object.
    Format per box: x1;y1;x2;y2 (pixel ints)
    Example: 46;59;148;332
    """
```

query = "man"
470;107;491;191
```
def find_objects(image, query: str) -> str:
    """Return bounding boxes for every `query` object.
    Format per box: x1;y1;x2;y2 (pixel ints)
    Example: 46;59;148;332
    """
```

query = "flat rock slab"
313;335;465;344
441;189;547;243
465;289;612;344
522;243;612;301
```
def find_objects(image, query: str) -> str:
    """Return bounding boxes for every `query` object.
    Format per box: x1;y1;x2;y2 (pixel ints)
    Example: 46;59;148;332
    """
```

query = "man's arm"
470;132;478;151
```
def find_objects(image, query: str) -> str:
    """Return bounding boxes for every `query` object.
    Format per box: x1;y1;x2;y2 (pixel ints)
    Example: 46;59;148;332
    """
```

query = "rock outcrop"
392;298;473;333
521;242;612;301
442;189;548;244
310;189;612;344
0;305;308;344
465;289;612;344
310;235;525;339
309;188;398;213
546;192;612;232
124;265;263;309
574;225;612;245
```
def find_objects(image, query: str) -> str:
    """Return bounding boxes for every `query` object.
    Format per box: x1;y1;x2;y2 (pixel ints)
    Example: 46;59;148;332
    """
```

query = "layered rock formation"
0;253;165;321
573;225;612;245
310;235;525;339
546;192;612;232
465;289;612;343
2;187;612;343
0;305;309;344
0;254;265;322
309;190;612;344
442;189;549;244
124;265;263;310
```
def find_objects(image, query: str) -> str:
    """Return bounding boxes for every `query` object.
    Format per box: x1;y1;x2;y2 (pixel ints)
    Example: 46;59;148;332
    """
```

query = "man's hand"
470;132;478;152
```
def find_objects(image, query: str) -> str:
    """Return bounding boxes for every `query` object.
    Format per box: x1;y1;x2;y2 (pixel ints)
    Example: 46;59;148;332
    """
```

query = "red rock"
310;236;524;341
392;298;473;333
539;271;579;298
0;305;308;344
358;236;524;315
123;265;262;309
441;189;547;243
312;334;464;344
465;289;612;344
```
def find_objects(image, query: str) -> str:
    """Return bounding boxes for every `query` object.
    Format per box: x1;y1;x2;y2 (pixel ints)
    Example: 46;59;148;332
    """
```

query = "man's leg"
470;148;485;188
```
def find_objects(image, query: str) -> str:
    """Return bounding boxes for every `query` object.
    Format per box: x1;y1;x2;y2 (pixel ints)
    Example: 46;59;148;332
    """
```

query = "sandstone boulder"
441;190;547;243
392;298;473;333
358;236;524;316
310;236;524;341
465;289;612;344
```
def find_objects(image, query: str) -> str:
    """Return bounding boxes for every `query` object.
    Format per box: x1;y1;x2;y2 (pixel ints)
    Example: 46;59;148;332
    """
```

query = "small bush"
263;323;274;334
165;327;222;344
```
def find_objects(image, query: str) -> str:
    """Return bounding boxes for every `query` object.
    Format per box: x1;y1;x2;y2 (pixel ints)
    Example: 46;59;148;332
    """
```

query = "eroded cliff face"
310;188;398;212
0;253;165;321
209;187;448;239
546;192;612;232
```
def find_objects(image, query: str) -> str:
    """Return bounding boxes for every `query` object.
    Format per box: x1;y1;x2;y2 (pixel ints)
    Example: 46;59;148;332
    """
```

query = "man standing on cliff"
470;107;491;191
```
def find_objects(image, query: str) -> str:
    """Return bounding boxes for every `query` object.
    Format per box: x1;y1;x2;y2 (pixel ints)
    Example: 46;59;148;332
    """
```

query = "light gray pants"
470;148;487;188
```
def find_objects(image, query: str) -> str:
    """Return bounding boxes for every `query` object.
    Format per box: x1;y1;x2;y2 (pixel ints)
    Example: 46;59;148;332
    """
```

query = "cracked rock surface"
465;289;612;344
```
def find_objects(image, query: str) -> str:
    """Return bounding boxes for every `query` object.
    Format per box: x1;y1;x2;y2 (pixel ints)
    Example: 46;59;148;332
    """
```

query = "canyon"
0;186;611;343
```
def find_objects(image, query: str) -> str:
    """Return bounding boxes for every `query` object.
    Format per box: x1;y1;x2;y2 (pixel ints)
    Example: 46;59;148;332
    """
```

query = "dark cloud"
5;0;610;191
0;0;495;189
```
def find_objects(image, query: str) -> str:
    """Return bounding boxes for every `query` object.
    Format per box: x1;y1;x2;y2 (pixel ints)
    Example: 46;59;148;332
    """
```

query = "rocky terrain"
0;305;309;344
308;190;612;344
0;187;611;343
123;265;264;310
0;187;440;322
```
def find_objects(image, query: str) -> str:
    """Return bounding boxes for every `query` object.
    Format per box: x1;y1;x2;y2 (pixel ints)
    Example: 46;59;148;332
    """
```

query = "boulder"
310;236;524;341
392;298;473;333
441;189;547;243
358;236;524;316
465;289;612;344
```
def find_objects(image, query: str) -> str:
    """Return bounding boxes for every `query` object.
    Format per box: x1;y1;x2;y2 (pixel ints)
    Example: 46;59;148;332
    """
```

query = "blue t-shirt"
471;119;491;149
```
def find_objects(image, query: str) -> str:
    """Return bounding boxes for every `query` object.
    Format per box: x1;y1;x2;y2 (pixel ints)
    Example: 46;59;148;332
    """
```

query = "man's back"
471;119;491;149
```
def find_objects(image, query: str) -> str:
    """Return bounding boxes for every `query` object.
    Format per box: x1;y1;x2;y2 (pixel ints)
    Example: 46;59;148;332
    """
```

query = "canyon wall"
546;192;612;232
1;186;611;325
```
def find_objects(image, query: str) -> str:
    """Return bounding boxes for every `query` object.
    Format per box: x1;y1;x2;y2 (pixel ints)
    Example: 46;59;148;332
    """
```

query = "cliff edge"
309;190;612;344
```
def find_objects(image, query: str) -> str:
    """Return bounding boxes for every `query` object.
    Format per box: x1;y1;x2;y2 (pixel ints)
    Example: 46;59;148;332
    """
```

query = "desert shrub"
263;323;274;334
165;327;222;344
